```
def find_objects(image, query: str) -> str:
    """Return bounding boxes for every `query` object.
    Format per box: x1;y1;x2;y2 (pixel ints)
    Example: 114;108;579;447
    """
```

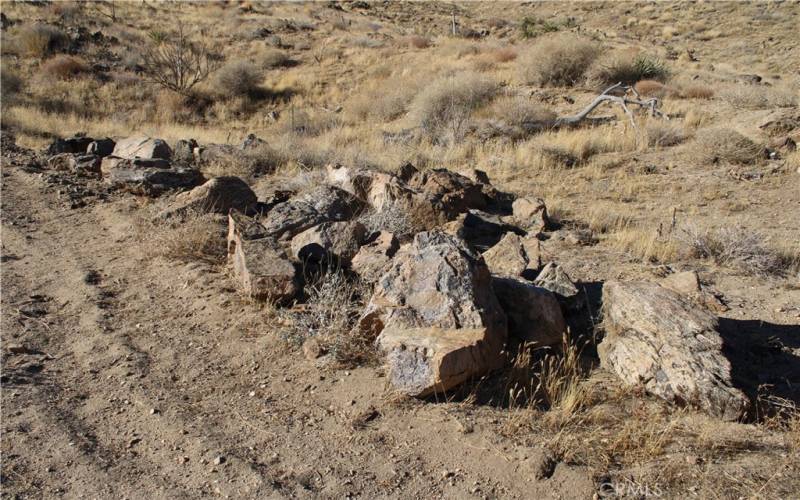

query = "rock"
736;74;762;85
173;139;198;164
227;210;268;255
406;168;487;219
598;281;749;421
396;162;418;182
561;228;597;246
159;176;257;218
377;326;505;397
228;236;299;304
363;232;508;396
47;153;76;171
290;220;367;264
481;232;531;277
103;164;204;196
112;136;172;160
46;135;94;155
260;185;364;240
492;277;566;346
100;156;171;174
350;231;399;281
443;210;523;251
86;138;115;157
302;337;324;360
512;197;549;233
73;154;102;176
661;270;728;313
521;236;543;273
758;111;799;137
534;262;578;300
241;133;268;151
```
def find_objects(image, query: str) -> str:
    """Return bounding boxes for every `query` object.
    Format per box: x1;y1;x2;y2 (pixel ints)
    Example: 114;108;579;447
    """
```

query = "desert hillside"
1;1;799;498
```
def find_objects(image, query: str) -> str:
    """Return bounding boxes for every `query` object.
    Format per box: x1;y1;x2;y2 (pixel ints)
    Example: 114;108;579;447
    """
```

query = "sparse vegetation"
691;128;763;165
518;34;601;87
213;60;263;99
141;25;221;97
39;55;88;81
589;52;670;86
13;24;68;58
680;225;790;276
137;209;227;265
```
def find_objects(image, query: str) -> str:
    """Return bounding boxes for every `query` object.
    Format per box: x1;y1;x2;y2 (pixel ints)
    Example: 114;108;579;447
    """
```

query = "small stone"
213;455;226;466
150;408;159;415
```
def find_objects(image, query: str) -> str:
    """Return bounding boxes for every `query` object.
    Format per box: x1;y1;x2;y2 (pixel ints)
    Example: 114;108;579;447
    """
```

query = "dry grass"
357;199;417;236
398;35;431;49
646;122;689;147
476;96;556;140
679;224;794;276
1;64;24;101
135;208;228;265
213;60;262;99
411;71;498;143
679;83;715;99
39;55;89;81
633;79;669;98
691;127;763;165
277;268;375;365
518;34;601;87
718;83;797;109
609;225;680;263
12;24;68;58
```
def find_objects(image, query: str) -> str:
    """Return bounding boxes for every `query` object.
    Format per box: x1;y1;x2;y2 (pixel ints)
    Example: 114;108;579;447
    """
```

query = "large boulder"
159;176;257;218
598;281;749;421
350;231;399;281
46;135;94;155
87;138;115;157
227;212;298;304
406;168;487;219
260;185;364;240
377;327;503;397
112;136;172;160
443;209;523;251
103;163;204;196
492;277;566;346
362;231;508;396
534;262;579;302
290;220;367;264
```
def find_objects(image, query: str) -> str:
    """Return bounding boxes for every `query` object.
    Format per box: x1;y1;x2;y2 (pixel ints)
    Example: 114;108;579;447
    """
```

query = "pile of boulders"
42;133;752;420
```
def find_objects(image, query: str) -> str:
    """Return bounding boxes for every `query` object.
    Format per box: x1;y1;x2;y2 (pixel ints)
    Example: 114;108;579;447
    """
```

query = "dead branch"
549;83;669;129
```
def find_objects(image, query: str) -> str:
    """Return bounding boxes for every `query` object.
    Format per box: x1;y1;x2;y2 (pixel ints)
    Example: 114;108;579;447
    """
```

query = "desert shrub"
14;24;68;58
399;35;431;49
691;128;763;164
357;200;417;236
351;36;384;49
589;52;670;86
1;65;24;100
518;34;601;87
679;225;790;276
213;60;262;99
277;269;374;365
633;79;669;98
487;46;518;63
259;48;292;68
142;25;221;97
275;108;341;137
718;84;797;109
679;83;714;99
411;71;498;142
477;96;556;140
137;209;227;265
519;16;575;39
646;122;688;147
39;55;88;80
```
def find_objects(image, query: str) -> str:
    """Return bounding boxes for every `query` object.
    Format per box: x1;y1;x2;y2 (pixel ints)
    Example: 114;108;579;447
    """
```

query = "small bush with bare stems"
477;95;556;140
1;64;24;100
691;128;763;165
357;200;417;236
213;59;263;99
411;71;498;143
13;24;68;58
142;25;221;97
518;34;601;87
40;55;89;81
278;268;374;365
487;46;518;63
258;48;292;68
679;224;789;276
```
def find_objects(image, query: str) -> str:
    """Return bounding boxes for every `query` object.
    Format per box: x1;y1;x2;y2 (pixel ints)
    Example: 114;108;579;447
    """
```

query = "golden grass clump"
718;83;797;110
691;128;763;165
679;83;714;99
518;34;601;87
13;24;68;58
633;79;669;97
399;35;431;49
39;55;89;81
212;59;263;99
646;122;689;147
136;208;228;265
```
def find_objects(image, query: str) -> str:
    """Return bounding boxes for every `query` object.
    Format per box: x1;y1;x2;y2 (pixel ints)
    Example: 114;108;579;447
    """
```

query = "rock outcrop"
598;280;749;421
350;231;399;281
290;220;367;264
492;277;566;346
260;185;364;240
112;136;173;160
159;176;257;218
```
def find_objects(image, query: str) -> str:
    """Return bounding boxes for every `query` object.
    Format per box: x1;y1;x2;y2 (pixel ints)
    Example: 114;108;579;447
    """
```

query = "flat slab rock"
103;164;204;196
599;280;749;421
377;327;504;397
112;136;172;160
260;185;363;240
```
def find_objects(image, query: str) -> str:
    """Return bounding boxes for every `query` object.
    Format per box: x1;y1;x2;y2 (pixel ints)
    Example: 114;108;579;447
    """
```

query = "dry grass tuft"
518;34;601;87
411;71;498;143
135;208;228;265
646;122;689;147
39;55;89;81
679;225;794;276
357;200;417;236
278;268;375;365
691;128;763;165
13;24;68;58
679;83;715;99
213;60;263;99
718;83;797;109
399;35;431;49
1;64;24;101
258;48;292;68
486;46;518;63
634;79;669;98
